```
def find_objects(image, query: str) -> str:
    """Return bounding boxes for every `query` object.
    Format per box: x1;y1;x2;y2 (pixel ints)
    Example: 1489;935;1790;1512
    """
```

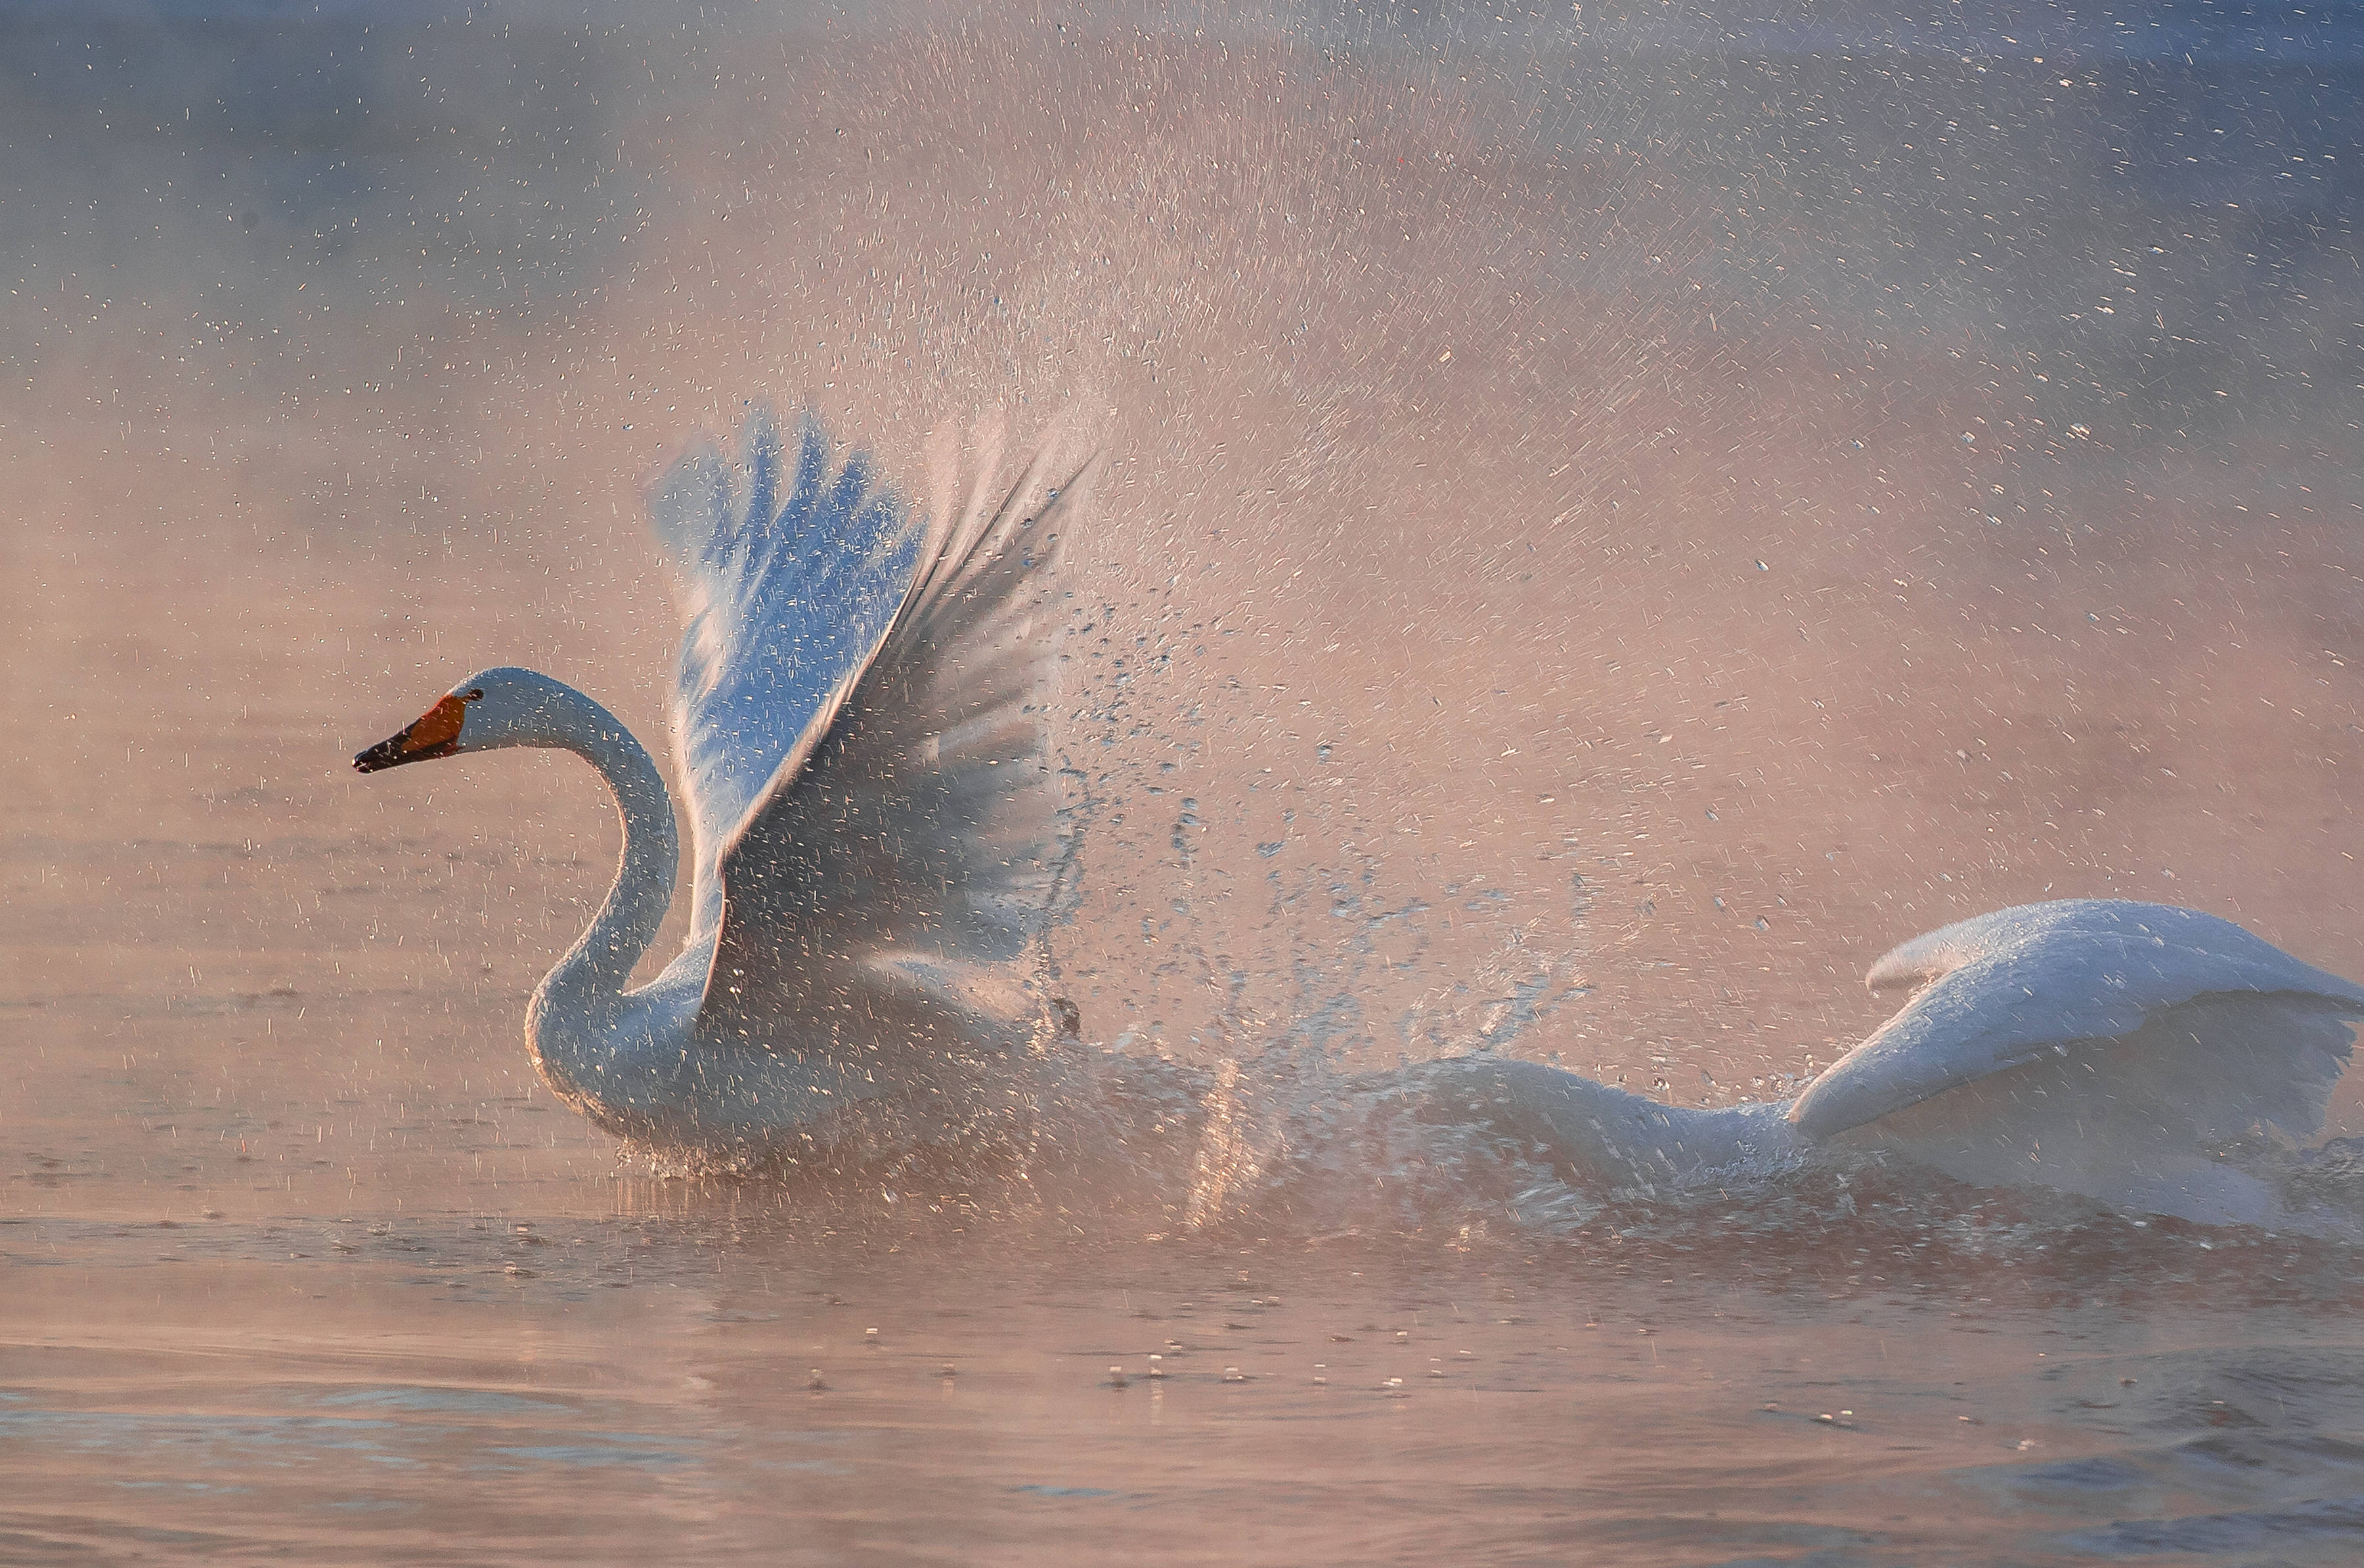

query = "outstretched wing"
691;433;1094;1063
1789;900;2364;1140
649;406;924;947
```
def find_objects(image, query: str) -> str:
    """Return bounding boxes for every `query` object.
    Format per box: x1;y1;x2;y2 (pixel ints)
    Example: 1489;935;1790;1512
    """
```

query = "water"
5;3;2363;1562
5;1207;2362;1564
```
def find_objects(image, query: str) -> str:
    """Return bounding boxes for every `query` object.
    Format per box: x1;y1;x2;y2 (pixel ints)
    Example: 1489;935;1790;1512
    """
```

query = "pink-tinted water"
5;1208;2359;1567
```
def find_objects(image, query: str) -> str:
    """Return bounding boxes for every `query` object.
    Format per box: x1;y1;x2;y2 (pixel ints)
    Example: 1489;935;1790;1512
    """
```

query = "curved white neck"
529;685;680;1013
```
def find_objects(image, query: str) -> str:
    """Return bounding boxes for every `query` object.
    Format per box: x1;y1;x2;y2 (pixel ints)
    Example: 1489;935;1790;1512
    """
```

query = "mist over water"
6;3;2364;1562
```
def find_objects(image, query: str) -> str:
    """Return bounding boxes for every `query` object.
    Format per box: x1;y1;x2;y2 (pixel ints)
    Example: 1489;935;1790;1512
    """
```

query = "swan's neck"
531;688;680;1014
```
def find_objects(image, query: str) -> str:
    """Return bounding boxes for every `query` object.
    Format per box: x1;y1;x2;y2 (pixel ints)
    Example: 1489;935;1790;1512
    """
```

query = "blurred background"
5;0;2361;1217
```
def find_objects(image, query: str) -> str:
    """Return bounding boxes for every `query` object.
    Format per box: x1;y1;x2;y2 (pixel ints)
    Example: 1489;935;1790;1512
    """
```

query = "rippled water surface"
6;1;2364;1563
6;1209;2363;1565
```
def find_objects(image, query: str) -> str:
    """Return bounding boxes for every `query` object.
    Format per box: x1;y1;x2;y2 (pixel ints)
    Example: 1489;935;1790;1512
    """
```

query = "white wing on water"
1789;900;2364;1143
678;423;1094;1064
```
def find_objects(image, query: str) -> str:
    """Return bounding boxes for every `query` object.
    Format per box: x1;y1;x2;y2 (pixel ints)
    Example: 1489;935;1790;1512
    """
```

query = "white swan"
354;408;2364;1227
355;410;1094;1169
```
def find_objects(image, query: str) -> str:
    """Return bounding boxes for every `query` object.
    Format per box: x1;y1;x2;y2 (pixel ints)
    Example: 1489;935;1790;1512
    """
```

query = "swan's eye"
467;688;485;701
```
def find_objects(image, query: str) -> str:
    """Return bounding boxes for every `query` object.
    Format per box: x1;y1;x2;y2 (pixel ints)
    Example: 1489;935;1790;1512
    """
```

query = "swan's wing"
649;406;924;946
692;439;1093;1062
1789;900;2364;1140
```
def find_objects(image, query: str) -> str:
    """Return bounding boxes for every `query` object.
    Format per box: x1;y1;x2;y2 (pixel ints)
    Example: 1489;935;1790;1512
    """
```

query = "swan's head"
1864;936;1973;997
353;666;576;773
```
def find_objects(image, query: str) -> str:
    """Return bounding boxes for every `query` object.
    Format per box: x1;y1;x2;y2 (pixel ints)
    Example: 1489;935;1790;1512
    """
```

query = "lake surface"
6;1204;2363;1566
5;2;2363;1562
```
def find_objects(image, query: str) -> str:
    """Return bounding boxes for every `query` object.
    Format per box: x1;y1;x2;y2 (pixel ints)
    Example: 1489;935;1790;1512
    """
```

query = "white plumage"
1794;900;2364;1141
1795;900;2364;1225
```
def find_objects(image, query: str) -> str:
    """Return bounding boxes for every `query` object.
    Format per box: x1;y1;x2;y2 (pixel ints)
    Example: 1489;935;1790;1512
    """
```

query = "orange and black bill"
353;694;466;773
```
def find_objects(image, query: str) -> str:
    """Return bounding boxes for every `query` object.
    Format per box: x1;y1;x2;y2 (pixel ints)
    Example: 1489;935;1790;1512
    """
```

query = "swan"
354;408;1096;1171
353;406;2364;1227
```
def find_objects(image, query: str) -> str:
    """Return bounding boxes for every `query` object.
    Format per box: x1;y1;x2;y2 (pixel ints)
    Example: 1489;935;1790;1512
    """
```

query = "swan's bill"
353;687;479;773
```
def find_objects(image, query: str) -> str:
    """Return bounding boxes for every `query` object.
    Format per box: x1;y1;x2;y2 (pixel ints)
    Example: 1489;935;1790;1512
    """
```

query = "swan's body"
355;408;2364;1226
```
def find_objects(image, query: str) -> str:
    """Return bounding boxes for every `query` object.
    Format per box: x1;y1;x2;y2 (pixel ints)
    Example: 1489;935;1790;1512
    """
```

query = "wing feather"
693;433;1096;1062
648;407;923;947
